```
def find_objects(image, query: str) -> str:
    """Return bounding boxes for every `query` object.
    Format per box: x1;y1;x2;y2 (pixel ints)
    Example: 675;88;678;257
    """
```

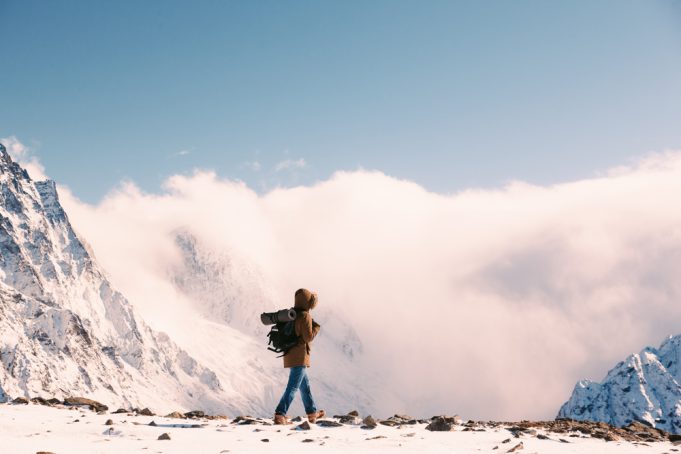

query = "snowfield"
0;403;676;454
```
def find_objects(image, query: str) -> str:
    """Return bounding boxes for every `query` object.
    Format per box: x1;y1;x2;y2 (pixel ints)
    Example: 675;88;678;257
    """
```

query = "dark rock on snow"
294;421;311;430
317;420;343;427
63;397;108;413
362;415;377;429
426;417;453;432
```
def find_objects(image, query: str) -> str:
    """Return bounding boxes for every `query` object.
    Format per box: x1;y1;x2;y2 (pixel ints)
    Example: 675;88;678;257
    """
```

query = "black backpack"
266;319;300;356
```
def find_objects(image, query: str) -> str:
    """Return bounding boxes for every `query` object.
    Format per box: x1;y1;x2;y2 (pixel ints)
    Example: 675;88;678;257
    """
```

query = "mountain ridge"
559;333;681;433
0;143;231;413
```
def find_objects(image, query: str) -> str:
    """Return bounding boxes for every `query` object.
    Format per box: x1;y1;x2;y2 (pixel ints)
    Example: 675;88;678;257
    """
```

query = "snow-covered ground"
0;403;675;454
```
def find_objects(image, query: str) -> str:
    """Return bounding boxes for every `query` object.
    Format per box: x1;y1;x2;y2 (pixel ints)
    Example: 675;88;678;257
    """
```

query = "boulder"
165;411;185;419
362;415;377;429
184;410;205;419
338;415;361;424
158;433;171;440
11;397;29;405
138;408;154;416
63;397;108;413
426;417;453;432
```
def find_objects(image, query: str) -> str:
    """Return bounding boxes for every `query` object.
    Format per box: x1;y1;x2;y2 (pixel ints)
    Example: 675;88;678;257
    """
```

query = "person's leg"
275;366;305;416
299;368;318;415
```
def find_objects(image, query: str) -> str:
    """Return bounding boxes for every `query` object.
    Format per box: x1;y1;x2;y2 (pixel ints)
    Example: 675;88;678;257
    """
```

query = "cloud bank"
52;150;681;420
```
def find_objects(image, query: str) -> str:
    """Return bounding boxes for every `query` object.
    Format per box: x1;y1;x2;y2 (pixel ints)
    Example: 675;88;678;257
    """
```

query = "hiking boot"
274;413;290;425
307;410;325;423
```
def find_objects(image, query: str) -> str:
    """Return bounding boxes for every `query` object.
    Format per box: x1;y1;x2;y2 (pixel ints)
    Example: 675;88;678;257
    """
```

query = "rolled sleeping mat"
260;308;297;325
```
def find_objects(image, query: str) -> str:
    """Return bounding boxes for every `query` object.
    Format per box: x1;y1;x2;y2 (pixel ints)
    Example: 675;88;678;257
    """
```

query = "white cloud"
1;135;29;158
176;150;191;156
0;136;48;180
58;150;681;421
274;158;306;172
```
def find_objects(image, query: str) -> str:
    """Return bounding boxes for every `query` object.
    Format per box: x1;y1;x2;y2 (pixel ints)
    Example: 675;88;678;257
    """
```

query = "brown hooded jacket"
283;289;320;368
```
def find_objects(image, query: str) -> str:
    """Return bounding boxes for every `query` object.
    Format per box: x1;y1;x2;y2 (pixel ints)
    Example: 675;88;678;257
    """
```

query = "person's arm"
299;312;319;343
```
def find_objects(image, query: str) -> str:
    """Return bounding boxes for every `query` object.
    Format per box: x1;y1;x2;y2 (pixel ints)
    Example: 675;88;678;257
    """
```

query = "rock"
426;417;453;432
669;434;681;442
362;415;377;429
379;420;398;427
30;397;51;406
158;433;171;440
506;441;524;452
537;434;549;440
184;410;205;419
46;398;61;406
302;439;314;443
291;416;303;422
166;411;185;418
261;439;269;442
149;421;157;426
232;416;259;425
348;410;359;417
138;408;154;416
338;415;361;424
63;397;108;413
317;420;343;427
294;421;311;430
112;408;128;414
104;419;114;426
36;452;57;454
12;397;29;405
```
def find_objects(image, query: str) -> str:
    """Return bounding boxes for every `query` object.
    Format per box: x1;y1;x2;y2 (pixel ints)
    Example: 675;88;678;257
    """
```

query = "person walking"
274;288;325;424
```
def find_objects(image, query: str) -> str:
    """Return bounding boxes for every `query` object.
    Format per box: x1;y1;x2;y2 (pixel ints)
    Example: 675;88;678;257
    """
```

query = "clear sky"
1;0;680;203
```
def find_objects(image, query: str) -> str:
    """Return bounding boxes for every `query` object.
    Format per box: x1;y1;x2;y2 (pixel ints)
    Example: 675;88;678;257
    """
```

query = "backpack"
266;318;300;357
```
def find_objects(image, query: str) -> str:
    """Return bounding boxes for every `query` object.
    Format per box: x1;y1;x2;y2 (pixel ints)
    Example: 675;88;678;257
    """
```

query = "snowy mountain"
558;334;681;433
0;143;235;412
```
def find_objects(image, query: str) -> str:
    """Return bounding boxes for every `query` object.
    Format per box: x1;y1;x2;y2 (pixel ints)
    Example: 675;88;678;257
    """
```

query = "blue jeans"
275;366;317;415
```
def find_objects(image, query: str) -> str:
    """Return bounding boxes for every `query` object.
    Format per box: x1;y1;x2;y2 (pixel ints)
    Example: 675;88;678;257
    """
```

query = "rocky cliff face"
559;334;681;433
0;143;231;412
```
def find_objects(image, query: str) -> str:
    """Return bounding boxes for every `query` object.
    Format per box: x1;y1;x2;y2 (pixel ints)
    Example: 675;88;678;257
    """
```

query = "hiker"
274;288;325;424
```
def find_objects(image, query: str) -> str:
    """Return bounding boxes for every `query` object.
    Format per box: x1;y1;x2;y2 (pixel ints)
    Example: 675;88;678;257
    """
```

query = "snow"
560;334;681;433
0;143;233;412
0;403;672;454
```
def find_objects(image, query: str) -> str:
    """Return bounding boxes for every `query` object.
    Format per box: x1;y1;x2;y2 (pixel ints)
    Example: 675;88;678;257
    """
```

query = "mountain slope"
559;334;681;433
0;143;232;413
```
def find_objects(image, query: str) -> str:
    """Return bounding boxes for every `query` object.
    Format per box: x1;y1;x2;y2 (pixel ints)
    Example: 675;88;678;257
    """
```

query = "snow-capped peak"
0;147;233;413
558;334;681;433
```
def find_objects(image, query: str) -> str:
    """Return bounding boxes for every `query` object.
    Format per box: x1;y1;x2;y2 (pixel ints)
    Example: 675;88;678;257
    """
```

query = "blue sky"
1;0;680;203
